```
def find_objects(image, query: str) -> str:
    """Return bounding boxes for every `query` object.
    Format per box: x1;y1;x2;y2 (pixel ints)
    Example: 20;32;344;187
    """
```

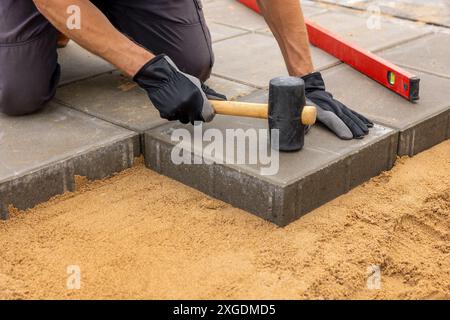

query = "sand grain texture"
0;142;449;300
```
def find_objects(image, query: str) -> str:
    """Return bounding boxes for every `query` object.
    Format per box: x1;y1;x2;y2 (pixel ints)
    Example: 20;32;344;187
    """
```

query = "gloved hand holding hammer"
257;0;373;139
133;54;222;125
8;0;371;142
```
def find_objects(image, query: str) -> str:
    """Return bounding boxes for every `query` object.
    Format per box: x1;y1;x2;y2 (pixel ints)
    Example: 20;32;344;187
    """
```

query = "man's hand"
134;55;216;124
302;72;373;139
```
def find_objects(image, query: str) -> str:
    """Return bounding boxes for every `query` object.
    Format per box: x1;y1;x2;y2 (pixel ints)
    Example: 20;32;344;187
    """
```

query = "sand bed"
0;141;449;300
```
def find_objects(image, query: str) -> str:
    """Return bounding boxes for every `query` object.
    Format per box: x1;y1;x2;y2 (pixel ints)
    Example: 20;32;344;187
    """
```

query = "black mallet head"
268;76;308;152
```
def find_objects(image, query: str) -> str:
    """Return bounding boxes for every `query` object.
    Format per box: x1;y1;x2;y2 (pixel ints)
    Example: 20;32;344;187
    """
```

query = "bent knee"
175;49;214;82
0;86;49;116
0;27;60;116
0;64;60;117
189;54;213;82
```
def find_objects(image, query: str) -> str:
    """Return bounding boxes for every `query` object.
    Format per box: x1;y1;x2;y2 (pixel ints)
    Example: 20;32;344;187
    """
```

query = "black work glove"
134;54;215;124
302;72;373;139
201;83;227;101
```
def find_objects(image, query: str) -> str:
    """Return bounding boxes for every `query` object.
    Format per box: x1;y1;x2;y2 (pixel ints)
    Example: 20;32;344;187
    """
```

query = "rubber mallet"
209;76;316;151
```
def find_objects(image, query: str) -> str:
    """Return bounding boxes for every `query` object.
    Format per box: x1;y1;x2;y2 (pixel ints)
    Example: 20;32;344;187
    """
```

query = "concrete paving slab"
206;76;258;100
369;0;450;27
447;112;450;140
0;103;139;219
379;32;450;78
203;0;268;31
212;33;338;88
307;10;431;51
300;1;331;17
208;22;249;43
314;0;450;27
56;72;165;135
312;0;373;10
58;42;115;86
144;115;397;226
205;0;329;32
319;65;450;156
56;71;256;138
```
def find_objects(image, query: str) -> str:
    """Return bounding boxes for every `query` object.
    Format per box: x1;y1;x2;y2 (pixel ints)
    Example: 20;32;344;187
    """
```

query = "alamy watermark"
366;265;381;290
170;123;280;176
67;265;81;290
66;5;81;30
366;5;382;30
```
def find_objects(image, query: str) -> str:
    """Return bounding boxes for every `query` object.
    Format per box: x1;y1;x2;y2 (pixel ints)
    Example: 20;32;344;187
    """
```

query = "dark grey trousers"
0;0;214;116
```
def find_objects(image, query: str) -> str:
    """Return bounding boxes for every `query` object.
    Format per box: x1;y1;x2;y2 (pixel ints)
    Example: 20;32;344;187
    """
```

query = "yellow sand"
0;141;449;300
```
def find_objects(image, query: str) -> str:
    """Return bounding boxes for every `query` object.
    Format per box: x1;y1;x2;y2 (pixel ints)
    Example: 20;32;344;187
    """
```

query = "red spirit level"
237;0;420;102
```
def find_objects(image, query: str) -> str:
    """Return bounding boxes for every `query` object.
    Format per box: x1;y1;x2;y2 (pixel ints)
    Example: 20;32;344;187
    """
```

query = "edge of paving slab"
397;108;450;156
0;133;140;220
57;95;150;156
143;126;398;226
318;63;450;157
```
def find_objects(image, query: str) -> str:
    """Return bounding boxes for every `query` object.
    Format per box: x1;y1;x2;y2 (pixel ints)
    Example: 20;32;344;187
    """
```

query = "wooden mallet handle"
209;100;317;125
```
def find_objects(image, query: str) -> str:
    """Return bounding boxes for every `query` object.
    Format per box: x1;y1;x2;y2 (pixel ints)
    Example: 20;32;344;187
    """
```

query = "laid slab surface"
204;0;328;31
297;1;329;17
208;22;249;43
56;71;256;135
212;33;338;88
206;75;258;100
56;72;165;134
312;0;372;9
313;0;450;27
379;32;450;78
307;9;431;51
203;0;266;30
320;64;450;155
58;42;115;86
144;116;397;226
0;103;139;219
369;0;450;27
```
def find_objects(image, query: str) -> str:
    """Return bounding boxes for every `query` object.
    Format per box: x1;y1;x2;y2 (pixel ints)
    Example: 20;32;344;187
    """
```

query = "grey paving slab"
300;1;331;17
208;22;249;43
55;71;256;138
55;71;165;135
212;33;338;88
144;115;397;226
447;112;450;140
0;103;139;219
256;3;329;34
205;0;328;32
379;32;450;78
203;0;268;31
307;10;431;51
369;0;450;27
319;64;450;156
311;0;373;10
58;42;115;86
314;0;450;27
206;75;258;100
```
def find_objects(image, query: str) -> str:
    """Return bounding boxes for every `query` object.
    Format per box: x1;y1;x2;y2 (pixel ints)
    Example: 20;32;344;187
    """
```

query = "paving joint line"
210;73;265;89
371;31;435;54
309;0;450;29
395;64;450;80
57;68;117;88
208;20;255;32
53;98;144;135
211;30;252;44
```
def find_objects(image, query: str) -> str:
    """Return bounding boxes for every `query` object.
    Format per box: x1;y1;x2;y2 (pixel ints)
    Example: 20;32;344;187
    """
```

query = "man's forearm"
33;0;154;76
257;0;314;76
